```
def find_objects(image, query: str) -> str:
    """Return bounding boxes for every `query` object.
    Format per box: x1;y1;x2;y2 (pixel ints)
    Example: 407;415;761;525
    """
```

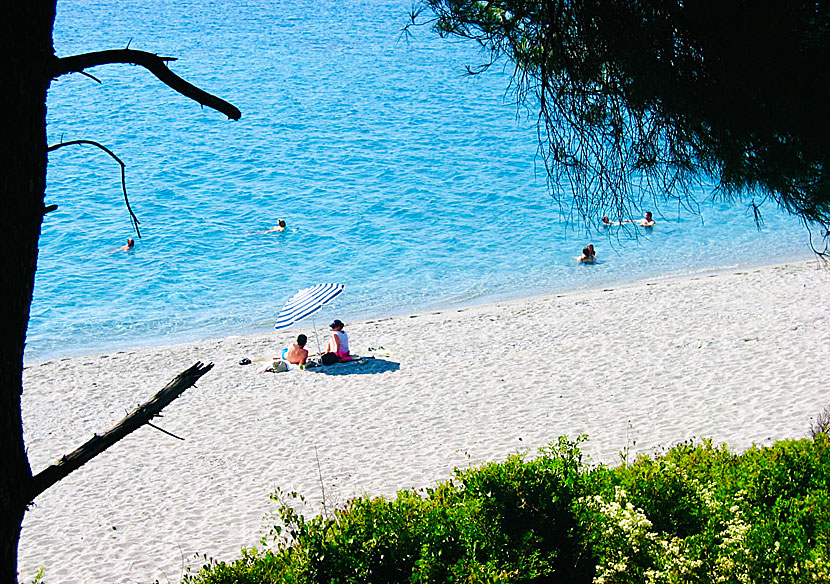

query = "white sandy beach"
18;260;830;583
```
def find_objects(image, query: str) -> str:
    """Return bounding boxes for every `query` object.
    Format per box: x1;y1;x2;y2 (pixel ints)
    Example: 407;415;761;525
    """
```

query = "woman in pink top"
325;319;350;361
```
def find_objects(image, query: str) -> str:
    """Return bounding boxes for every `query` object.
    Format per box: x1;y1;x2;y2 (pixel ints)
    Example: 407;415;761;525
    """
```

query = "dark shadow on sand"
307;357;400;376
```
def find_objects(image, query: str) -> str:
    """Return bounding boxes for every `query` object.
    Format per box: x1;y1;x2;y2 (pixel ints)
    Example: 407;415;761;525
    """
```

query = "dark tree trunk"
0;1;56;582
1;3;235;580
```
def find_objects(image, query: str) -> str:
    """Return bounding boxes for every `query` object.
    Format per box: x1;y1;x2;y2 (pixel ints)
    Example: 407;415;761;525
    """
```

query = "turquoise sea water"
33;0;813;363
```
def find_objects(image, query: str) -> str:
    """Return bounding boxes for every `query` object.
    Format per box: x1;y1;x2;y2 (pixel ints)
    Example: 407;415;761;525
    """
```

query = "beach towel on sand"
321;352;368;366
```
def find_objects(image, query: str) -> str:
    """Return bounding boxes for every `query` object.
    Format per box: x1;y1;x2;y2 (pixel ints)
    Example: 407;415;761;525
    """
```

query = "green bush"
185;435;830;584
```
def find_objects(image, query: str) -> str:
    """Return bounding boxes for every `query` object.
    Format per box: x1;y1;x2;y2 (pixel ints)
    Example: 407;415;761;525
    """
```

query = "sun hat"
330;319;344;329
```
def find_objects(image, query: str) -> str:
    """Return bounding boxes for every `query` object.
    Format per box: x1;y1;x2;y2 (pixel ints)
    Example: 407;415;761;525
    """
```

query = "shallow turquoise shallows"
33;0;814;362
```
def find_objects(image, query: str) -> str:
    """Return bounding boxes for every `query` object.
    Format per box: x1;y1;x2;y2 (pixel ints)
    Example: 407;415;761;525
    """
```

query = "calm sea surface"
33;0;813;362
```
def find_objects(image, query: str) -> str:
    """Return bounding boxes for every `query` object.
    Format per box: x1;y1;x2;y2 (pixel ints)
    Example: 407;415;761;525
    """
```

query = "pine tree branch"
50;49;241;120
25;361;214;503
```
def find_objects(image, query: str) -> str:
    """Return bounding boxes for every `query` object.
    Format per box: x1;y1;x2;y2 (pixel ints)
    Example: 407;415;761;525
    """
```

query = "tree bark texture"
1;2;56;581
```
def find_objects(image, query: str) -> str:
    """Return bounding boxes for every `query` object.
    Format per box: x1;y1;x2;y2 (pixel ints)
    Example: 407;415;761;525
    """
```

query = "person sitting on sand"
116;238;135;252
322;319;350;364
578;246;596;264
283;334;309;366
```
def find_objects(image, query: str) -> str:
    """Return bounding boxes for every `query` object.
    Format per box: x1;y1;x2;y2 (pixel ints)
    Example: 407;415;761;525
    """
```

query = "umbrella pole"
311;315;323;356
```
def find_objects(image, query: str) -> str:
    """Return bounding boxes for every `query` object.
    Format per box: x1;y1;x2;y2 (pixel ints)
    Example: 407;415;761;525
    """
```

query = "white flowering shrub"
711;498;752;584
580;485;705;584
580;487;658;583
582;475;759;584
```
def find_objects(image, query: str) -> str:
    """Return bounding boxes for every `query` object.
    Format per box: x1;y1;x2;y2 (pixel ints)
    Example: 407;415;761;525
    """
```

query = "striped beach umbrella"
275;283;345;355
275;283;345;329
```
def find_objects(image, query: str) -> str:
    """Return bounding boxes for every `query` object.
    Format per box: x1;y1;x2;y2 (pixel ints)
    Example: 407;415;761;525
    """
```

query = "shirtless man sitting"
284;334;309;366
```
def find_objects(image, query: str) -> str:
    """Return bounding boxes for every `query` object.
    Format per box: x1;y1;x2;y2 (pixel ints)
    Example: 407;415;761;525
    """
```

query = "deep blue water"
32;0;813;362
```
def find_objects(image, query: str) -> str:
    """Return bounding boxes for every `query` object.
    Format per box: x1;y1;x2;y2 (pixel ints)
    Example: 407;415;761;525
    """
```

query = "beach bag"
321;352;340;366
256;359;288;374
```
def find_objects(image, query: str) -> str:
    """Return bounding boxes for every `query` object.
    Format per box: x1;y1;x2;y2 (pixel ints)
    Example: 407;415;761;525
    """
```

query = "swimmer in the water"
261;219;287;234
628;211;655;227
578;246;596;264
116;238;135;252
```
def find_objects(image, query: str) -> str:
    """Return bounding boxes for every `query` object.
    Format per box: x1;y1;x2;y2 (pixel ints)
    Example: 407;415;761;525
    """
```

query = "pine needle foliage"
409;1;830;248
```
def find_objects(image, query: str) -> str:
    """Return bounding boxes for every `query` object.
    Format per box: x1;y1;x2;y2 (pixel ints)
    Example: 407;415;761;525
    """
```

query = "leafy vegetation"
184;435;830;583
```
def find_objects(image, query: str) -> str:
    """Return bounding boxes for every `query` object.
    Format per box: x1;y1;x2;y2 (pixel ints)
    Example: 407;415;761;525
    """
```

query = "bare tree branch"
79;70;101;84
147;421;186;441
50;49;241;121
25;361;214;502
47;139;141;237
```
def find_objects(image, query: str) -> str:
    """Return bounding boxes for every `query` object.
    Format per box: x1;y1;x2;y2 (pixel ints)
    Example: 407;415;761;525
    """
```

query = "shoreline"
24;254;814;367
19;259;830;583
